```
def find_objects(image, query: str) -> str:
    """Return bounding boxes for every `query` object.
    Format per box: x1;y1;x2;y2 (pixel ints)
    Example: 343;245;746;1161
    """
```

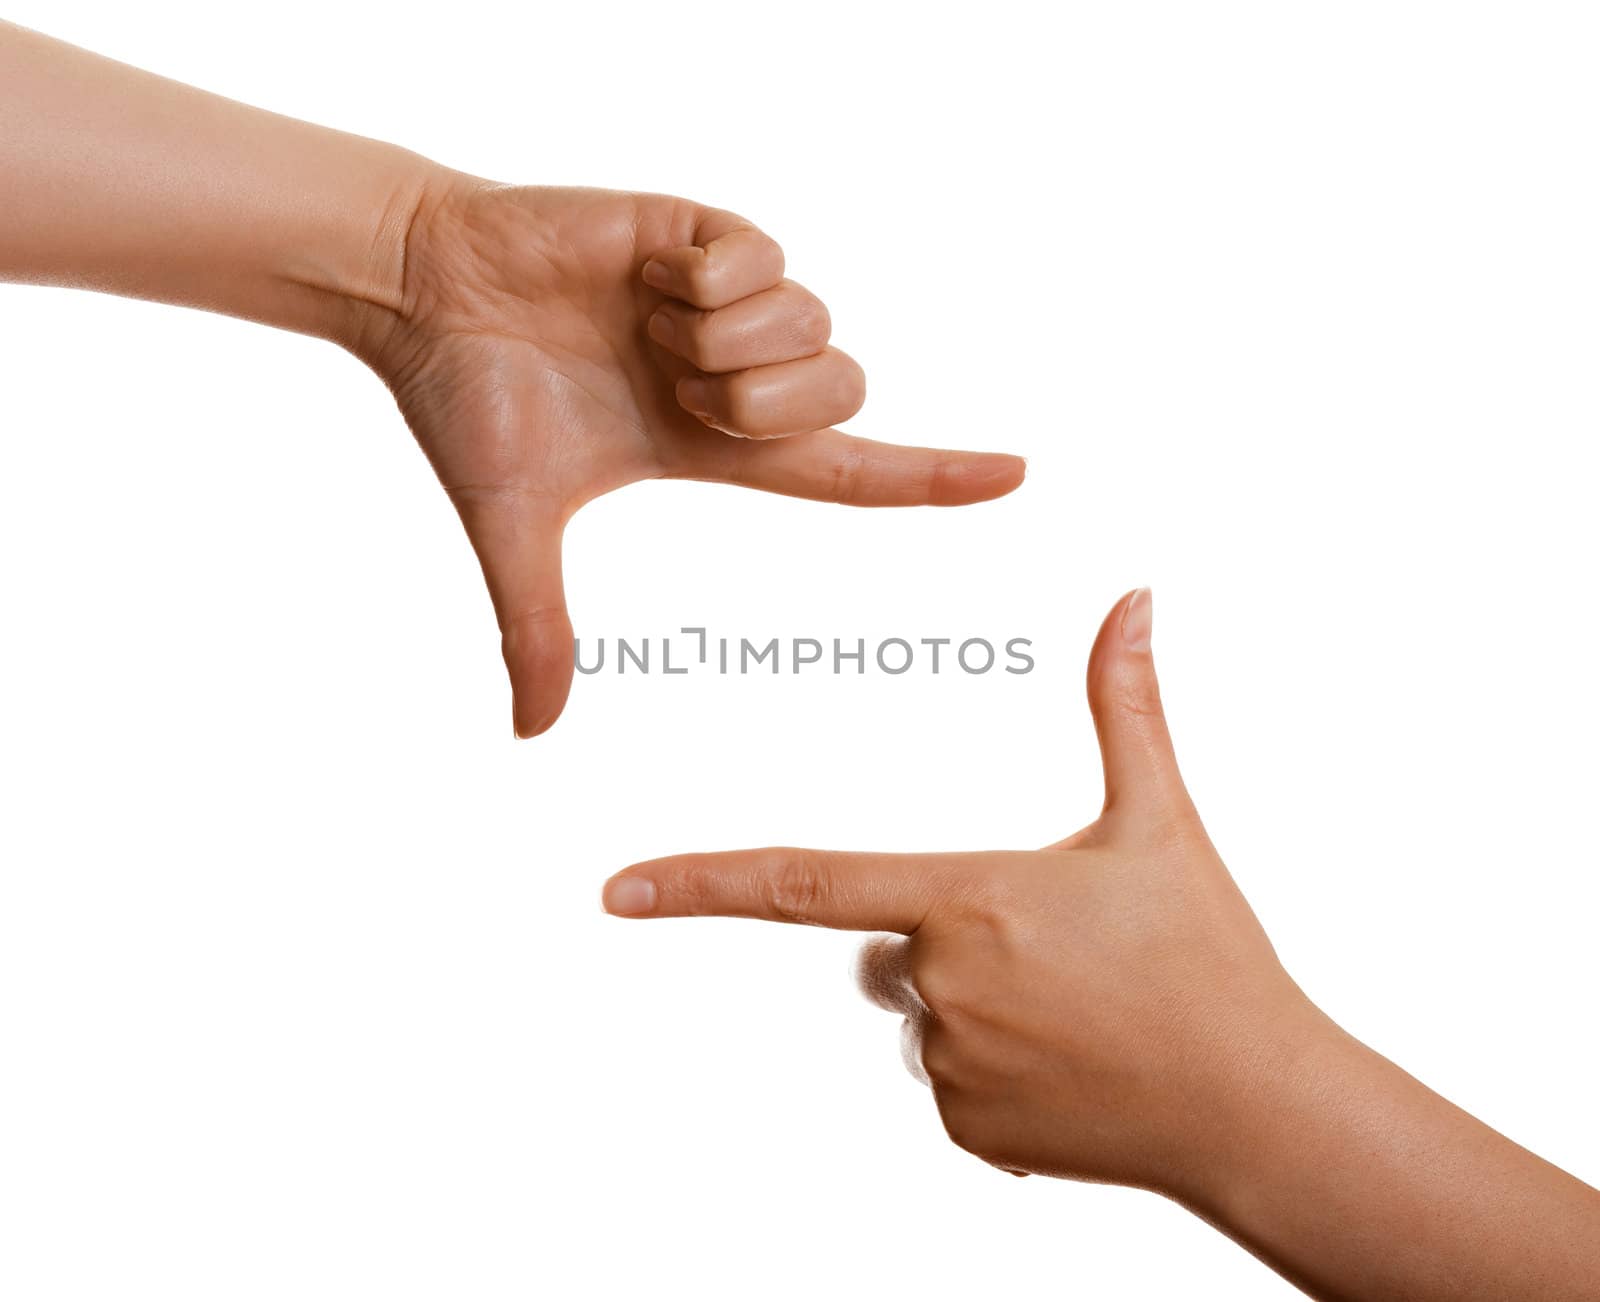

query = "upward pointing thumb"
1085;589;1192;824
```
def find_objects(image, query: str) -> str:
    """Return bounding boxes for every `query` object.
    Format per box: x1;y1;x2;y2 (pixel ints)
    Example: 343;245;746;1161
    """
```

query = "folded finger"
676;347;865;439
901;1015;932;1087
856;936;921;1015
648;279;831;374
642;210;785;310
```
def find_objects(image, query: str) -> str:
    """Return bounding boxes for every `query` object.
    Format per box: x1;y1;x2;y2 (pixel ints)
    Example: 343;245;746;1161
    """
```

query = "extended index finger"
601;846;984;933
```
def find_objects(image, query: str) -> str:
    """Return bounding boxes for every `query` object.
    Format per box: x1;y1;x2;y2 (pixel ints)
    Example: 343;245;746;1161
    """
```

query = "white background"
2;3;1597;1298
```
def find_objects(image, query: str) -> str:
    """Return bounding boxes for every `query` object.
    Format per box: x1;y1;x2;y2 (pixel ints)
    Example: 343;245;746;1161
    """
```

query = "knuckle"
1113;668;1165;720
719;374;762;432
916;1026;961;1085
900;1020;930;1086
754;233;786;282
788;291;832;352
656;862;711;914
949;871;1024;944
681;318;724;372
828;445;866;504
766;852;831;923
828;353;867;420
910;956;966;1020
962;864;1017;915
680;253;719;304
684;272;719;307
499;603;569;638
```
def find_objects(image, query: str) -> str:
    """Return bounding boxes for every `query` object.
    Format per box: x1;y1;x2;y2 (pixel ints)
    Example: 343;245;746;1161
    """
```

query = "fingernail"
603;877;657;917
647;311;675;347
642;260;671;290
1121;587;1153;651
677;377;710;416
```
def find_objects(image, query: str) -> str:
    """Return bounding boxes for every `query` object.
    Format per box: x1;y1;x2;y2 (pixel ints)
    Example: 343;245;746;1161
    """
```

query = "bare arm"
1192;1016;1600;1300
605;589;1600;1300
1;22;1024;737
0;20;423;350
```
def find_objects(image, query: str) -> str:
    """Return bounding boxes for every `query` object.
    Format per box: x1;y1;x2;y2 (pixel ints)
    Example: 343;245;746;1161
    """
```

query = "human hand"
358;177;1026;737
600;588;1317;1195
0;21;1022;739
603;589;1600;1298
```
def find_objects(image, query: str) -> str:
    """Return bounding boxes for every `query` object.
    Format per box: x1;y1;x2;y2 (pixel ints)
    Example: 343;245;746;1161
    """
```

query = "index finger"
601;846;982;933
642;210;786;309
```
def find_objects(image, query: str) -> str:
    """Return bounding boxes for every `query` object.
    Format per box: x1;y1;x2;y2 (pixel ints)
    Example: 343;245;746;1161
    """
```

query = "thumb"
451;489;574;738
1086;588;1192;823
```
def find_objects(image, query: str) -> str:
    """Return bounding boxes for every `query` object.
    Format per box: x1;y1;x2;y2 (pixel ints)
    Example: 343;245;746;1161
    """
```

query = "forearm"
1187;1012;1600;1300
0;21;441;352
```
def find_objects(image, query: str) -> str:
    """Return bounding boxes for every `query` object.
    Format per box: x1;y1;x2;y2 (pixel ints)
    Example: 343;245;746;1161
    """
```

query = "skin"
605;589;1600;1300
0;22;1025;737
11;20;1596;1295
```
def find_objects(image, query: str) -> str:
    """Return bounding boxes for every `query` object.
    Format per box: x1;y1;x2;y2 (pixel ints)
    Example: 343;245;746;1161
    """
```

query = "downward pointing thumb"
502;570;575;739
1085;589;1193;824
452;490;575;739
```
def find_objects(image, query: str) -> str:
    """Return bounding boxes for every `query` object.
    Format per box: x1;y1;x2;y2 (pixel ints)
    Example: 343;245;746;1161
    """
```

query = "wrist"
1162;995;1354;1214
0;24;466;357
288;142;455;361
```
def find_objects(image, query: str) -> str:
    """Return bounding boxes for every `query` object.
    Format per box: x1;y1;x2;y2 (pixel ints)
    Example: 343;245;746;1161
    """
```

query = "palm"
392;189;724;503
371;181;1024;736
